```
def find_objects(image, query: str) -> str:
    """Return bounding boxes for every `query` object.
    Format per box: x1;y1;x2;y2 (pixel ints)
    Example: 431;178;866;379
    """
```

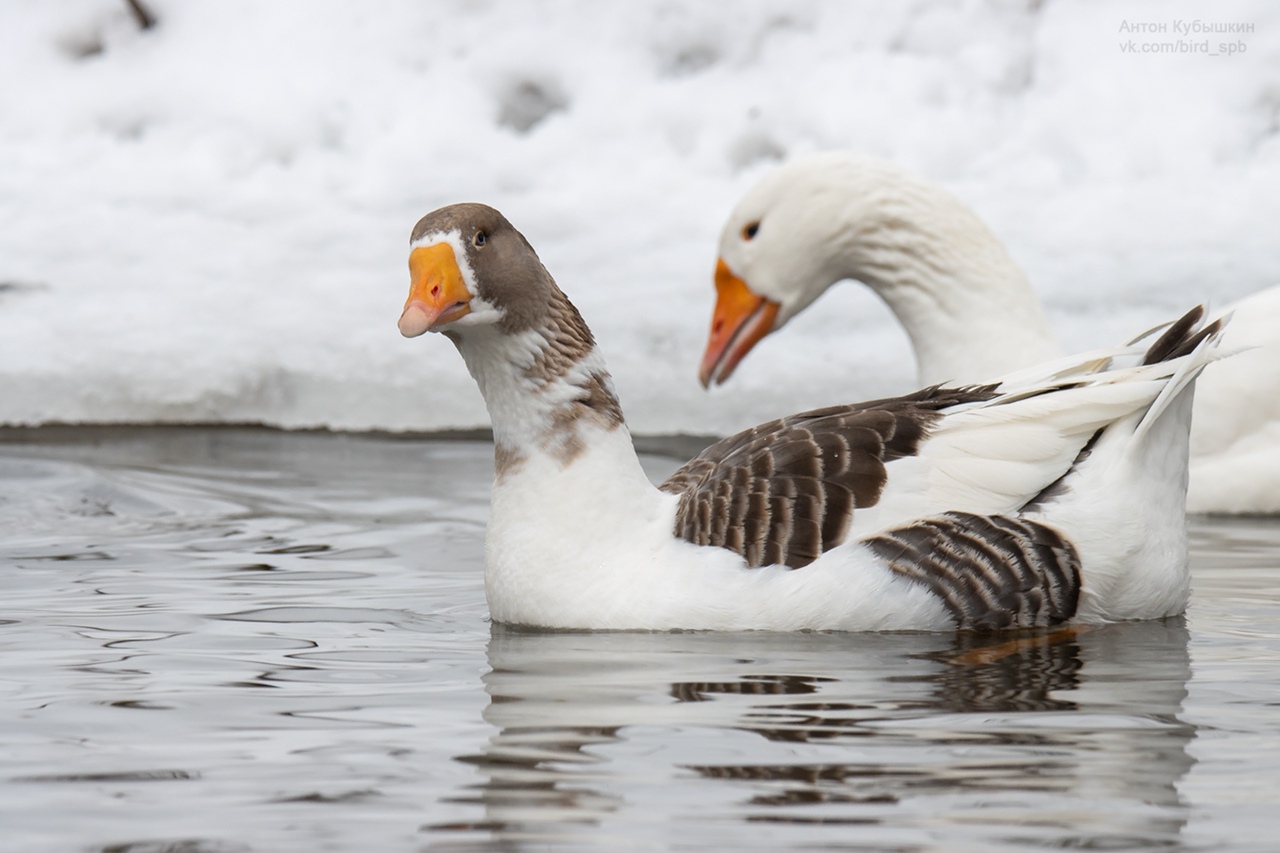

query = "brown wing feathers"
660;385;998;569
660;308;1213;623
863;511;1082;630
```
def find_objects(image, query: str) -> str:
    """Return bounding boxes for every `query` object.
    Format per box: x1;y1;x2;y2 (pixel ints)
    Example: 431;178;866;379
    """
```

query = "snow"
1;0;1278;437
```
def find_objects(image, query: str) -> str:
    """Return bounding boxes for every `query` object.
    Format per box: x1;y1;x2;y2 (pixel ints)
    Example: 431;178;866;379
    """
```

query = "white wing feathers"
856;321;1226;536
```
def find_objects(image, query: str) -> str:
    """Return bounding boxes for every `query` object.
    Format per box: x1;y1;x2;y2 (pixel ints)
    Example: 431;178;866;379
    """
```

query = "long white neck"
450;315;671;626
833;181;1062;385
449;313;661;524
452;320;637;464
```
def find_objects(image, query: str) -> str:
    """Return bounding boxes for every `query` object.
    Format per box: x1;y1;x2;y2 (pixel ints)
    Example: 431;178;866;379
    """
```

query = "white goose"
700;152;1280;514
399;202;1224;632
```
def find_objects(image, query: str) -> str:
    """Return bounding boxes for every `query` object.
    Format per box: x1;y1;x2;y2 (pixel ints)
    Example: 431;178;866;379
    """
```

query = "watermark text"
1118;19;1254;56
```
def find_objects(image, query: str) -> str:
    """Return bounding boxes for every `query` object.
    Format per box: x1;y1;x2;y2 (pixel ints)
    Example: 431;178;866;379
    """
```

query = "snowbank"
1;0;1277;436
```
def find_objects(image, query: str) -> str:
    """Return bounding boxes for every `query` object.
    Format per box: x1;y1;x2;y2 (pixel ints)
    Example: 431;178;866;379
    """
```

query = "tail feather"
1032;304;1231;622
1132;306;1229;443
1140;304;1225;365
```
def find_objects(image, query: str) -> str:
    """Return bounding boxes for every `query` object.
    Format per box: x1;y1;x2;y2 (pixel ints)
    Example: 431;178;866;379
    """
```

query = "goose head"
398;202;555;341
699;153;918;387
697;152;1041;388
397;202;621;460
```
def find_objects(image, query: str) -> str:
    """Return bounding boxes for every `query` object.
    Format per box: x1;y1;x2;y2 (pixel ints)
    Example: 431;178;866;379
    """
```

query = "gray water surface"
2;428;1279;852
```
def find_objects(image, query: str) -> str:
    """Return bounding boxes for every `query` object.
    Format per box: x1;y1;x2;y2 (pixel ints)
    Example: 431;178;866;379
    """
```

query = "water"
2;428;1279;852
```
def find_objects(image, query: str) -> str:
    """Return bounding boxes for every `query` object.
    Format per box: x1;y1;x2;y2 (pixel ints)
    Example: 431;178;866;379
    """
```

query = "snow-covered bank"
2;0;1278;436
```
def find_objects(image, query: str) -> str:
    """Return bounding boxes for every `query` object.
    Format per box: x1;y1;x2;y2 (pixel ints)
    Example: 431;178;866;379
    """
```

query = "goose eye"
741;221;760;240
473;230;488;248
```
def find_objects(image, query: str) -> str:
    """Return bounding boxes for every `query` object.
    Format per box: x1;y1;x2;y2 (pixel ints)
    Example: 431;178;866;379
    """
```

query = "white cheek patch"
452;295;503;328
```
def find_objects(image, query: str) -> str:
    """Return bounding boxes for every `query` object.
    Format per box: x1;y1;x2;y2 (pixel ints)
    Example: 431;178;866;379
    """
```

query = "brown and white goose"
399;202;1223;631
699;152;1280;514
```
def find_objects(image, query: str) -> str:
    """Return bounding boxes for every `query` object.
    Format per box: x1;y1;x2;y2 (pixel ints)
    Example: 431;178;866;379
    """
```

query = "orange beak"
398;243;473;337
698;259;780;388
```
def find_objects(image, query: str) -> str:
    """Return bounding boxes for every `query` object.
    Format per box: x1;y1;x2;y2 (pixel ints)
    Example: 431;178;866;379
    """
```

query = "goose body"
701;152;1280;514
399;203;1222;632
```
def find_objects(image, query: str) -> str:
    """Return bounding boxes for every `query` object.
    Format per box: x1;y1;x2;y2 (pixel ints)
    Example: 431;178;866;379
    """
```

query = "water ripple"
1;429;1279;851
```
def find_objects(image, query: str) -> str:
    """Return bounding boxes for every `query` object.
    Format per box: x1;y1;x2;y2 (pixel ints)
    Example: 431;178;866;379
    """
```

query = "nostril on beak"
431;284;440;298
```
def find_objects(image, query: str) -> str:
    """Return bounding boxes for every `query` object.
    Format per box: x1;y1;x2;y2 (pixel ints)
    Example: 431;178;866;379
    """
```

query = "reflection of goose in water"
427;622;1195;849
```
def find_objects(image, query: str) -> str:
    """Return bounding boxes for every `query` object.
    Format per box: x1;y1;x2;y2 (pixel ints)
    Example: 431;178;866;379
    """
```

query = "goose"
397;202;1223;632
699;152;1280;514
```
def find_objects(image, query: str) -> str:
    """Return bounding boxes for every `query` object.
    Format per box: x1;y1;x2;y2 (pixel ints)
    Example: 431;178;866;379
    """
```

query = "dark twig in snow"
124;0;157;31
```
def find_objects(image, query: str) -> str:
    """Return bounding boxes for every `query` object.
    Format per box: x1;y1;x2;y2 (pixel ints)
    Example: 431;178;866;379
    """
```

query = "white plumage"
401;203;1224;632
704;152;1280;514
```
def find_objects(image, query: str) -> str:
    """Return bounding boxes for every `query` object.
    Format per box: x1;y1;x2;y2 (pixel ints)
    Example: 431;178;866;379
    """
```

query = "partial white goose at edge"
700;152;1280;515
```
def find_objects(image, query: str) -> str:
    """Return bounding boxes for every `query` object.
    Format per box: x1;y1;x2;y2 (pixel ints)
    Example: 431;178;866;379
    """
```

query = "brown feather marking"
523;287;597;384
660;385;1000;568
538;366;626;465
500;281;625;467
493;442;526;482
864;511;1081;630
1141;305;1208;365
819;482;854;549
